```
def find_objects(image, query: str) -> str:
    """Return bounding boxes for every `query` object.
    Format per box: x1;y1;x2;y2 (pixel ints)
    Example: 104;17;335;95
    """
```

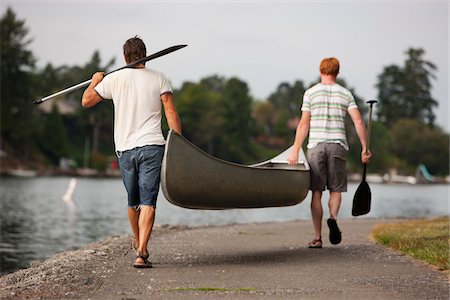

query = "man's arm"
288;111;310;165
348;108;371;164
161;92;182;135
82;72;104;108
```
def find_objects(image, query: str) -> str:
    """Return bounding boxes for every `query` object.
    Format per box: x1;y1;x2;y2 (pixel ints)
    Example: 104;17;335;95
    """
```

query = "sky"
2;0;448;131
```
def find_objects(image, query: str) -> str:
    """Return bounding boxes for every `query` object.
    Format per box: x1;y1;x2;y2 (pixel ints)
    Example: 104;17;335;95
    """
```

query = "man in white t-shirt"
288;57;371;249
82;36;182;268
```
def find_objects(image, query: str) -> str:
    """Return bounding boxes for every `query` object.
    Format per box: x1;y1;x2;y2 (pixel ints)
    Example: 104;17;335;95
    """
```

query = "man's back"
302;83;357;150
95;68;172;151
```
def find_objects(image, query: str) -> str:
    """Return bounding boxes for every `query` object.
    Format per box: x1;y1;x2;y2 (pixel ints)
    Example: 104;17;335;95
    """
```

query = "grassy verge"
371;217;449;272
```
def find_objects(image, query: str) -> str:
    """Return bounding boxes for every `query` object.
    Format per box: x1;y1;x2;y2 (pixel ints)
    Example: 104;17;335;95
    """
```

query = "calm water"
0;176;448;275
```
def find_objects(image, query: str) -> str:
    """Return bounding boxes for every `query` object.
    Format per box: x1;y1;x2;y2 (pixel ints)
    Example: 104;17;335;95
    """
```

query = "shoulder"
306;83;322;92
332;84;354;99
334;83;352;94
304;83;322;95
144;68;167;78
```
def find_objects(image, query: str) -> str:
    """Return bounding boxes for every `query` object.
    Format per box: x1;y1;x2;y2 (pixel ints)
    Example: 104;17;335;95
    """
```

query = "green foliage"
268;80;306;118
265;81;306;147
90;151;109;171
389;119;449;175
174;79;225;155
220;77;255;162
0;7;41;158
40;104;69;165
376;48;438;126
364;121;397;173
174;76;257;163
374;48;448;176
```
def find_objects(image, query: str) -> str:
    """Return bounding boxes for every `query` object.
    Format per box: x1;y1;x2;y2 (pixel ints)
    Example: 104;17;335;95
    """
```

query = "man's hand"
288;150;299;165
92;72;104;85
362;150;372;164
81;72;104;108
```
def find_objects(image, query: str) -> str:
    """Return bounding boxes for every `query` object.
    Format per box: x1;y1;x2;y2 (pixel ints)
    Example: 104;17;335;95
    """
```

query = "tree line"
1;7;448;176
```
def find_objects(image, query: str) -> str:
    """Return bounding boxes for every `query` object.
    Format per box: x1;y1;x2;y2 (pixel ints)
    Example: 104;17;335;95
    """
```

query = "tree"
36;52;116;165
268;80;306;118
264;81;306;148
40;104;69;165
376;48;438;126
173;80;224;155
253;101;277;137
71;51;115;156
389;119;449;175
1;7;40;157
221;77;255;163
173;76;257;163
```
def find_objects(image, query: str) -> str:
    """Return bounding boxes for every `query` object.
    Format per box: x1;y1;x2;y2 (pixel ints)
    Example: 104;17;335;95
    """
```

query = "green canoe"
161;130;310;210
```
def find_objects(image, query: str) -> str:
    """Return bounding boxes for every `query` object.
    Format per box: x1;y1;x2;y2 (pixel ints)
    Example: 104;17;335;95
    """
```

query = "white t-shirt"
301;83;358;150
95;68;172;151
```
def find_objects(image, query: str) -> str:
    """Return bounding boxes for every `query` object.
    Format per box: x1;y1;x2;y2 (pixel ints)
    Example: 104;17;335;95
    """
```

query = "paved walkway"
89;219;448;299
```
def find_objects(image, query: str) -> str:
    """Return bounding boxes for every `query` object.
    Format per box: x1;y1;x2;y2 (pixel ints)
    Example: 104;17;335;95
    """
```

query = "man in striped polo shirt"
288;57;372;249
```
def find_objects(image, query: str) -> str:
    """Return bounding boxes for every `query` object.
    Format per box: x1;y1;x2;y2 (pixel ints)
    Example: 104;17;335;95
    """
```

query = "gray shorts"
117;145;164;208
307;143;348;192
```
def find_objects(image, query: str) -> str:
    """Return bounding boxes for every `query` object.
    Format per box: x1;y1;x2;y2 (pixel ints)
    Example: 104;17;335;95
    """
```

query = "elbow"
81;92;90;108
355;118;365;129
81;98;90;108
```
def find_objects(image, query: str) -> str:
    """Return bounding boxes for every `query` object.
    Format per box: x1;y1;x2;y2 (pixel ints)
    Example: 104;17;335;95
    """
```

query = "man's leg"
128;207;140;249
311;191;323;240
328;191;342;220
137;205;155;256
327;191;342;245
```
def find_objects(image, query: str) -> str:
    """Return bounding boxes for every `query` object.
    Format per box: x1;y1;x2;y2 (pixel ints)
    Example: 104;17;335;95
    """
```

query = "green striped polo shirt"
301;83;358;150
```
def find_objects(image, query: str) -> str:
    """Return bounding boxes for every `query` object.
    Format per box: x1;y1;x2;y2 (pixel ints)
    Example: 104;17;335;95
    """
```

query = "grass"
371;217;449;272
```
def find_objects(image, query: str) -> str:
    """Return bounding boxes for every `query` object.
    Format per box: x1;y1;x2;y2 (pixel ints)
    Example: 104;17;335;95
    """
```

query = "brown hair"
123;36;146;64
320;57;340;77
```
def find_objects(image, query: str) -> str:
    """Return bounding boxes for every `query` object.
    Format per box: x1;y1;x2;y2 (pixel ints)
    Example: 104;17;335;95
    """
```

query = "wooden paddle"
33;44;187;105
352;100;377;216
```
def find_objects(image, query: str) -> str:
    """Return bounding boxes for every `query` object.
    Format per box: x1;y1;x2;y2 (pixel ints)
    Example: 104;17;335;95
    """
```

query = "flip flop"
132;238;149;259
133;255;153;269
307;238;322;249
327;218;342;245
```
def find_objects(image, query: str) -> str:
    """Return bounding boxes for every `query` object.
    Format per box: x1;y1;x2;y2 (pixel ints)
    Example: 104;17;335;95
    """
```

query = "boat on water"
7;169;37;177
161;130;310;210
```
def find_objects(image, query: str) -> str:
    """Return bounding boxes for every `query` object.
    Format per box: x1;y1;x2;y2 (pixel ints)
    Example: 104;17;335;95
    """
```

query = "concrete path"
87;219;448;300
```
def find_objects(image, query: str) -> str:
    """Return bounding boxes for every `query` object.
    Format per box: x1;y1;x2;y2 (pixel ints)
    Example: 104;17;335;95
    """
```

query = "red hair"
320;57;340;77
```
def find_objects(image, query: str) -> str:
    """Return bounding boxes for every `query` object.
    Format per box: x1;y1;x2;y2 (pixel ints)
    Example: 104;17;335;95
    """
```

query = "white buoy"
63;178;77;203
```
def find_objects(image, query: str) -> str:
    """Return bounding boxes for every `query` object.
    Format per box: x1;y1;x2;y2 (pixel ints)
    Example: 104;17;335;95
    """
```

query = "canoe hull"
161;131;310;210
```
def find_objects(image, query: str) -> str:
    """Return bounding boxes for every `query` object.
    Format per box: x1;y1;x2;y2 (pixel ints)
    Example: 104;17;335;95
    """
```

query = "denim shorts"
117;145;164;208
307;143;348;192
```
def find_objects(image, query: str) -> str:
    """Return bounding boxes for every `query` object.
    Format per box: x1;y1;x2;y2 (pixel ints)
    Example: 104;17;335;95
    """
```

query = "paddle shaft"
33;44;187;105
352;100;377;216
366;100;376;153
362;100;377;180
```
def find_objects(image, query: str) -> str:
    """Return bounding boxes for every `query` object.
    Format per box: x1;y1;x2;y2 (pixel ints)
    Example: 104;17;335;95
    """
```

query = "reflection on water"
0;176;448;275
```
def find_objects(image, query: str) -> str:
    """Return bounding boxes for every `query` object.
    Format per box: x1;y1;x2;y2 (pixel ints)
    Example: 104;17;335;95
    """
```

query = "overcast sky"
2;0;448;130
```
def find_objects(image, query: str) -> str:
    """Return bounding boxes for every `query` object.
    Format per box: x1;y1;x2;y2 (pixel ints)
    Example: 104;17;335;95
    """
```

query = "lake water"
0;176;448;275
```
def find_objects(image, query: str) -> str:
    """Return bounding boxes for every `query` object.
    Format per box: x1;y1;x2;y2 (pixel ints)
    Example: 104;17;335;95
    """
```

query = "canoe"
161;130;310;210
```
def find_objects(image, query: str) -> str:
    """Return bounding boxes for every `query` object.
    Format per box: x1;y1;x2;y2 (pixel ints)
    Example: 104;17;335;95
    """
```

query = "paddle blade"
352;180;371;216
